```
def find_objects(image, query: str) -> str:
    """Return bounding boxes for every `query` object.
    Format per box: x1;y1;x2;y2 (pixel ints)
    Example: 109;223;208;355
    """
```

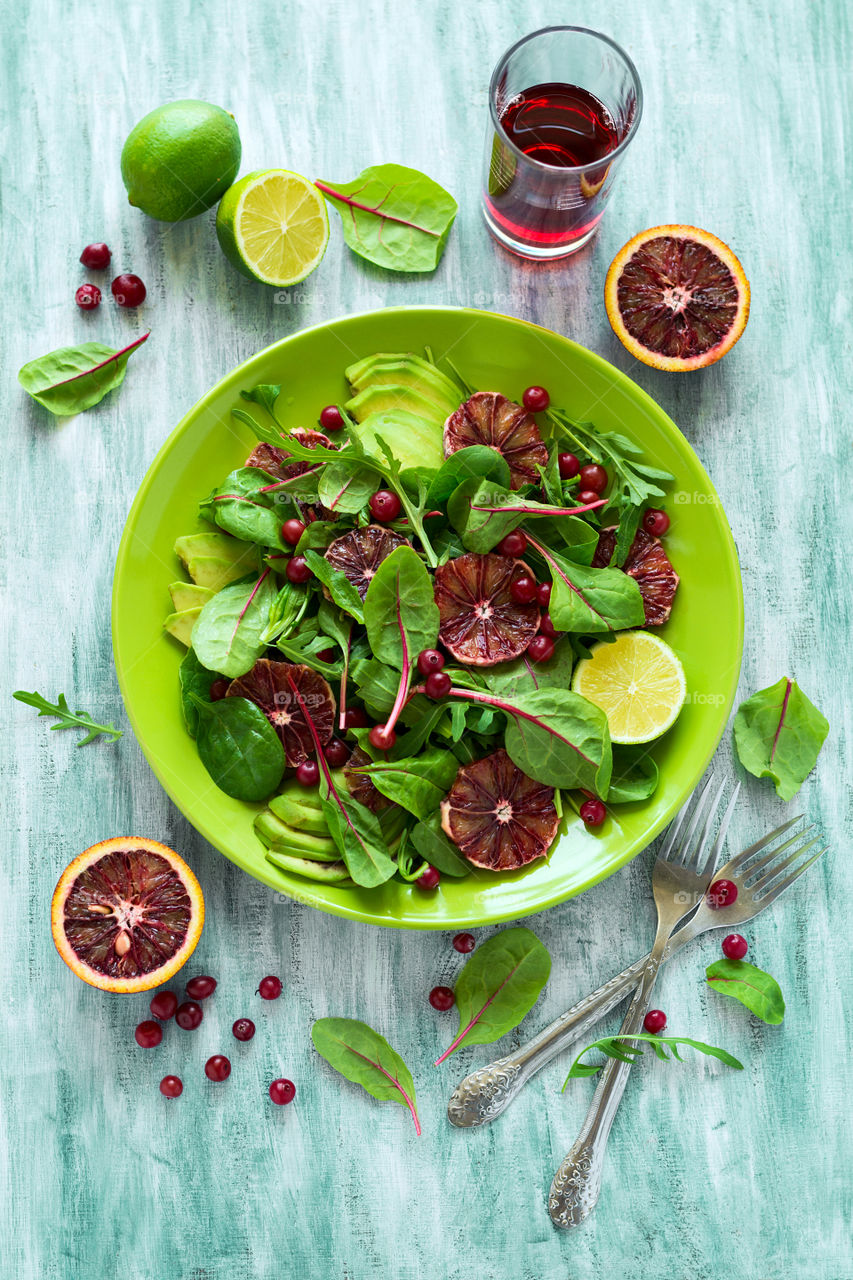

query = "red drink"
498;82;619;169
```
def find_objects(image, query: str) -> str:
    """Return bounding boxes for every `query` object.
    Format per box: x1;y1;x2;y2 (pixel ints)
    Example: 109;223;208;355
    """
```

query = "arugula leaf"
563;1033;744;1085
705;959;786;1024
311;1018;421;1134
239;383;281;416
348;747;458;819
732;677;828;800
409;811;471;878
18;332;149;417
447;477;605;553
303;550;365;623
191;570;277;678
435;927;551;1064
526;533;645;633
13;691;122;745
315;163;457;273
190;694;285;801
371;435;440;566
425;446;511;508
317;461;376;515
364;546;439;672
608;745;660;803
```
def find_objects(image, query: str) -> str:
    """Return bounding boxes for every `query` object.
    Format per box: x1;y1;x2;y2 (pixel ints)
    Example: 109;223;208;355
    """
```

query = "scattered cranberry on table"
186;975;216;1000
159;1075;183;1098
258;975;282;1001
579;798;607;828
150;990;178;1021
319;405;344;432
296;759;320;786
522;385;550;412
425;671;452;699
416;865;441;890
135;1020;163;1048
429;986;455;1011
579;463;608;493
536;582;552;608
417;648;445;676
232;1018;256;1042
558;452;580;479
722;933;748;959
708;878;738;909
281;518;306;546
269;1078;296;1106
577;489;601;507
286;555;311;584
643;508;671;537
643;1009;667;1034
175;1000;203;1030
79;242;111;269
497;529;527;557
510;573;538;604
324;738;350;767
204;1055;231;1082
342;707;369;730
209;678;229;702
368;489;402;522
111;273;146;307
75;283;101;310
368;724;396;752
452;932;476;954
527;634;555;663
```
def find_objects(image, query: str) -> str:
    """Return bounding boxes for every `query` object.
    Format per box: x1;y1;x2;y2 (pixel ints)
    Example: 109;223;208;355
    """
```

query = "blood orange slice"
245;428;335;480
324;525;407;600
344;746;392;812
227;659;335;764
443;392;548;490
51;838;204;993
440;749;559;871
605;225;750;371
593;527;679;626
434;552;540;666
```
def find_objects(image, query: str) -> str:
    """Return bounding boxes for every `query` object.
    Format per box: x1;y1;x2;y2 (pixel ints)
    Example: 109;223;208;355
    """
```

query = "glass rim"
488;25;644;174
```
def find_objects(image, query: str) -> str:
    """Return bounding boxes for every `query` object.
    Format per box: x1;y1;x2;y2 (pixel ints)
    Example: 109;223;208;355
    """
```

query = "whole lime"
121;100;241;222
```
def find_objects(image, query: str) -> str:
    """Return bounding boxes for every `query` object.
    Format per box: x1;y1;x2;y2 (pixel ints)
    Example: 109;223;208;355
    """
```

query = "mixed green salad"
164;350;680;892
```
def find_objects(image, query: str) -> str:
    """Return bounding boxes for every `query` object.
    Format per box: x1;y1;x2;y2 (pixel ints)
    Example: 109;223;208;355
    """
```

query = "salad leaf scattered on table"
563;1033;743;1086
312;1017;421;1134
18;332;150;417
732;677;828;800
705;958;786;1024
12;691;123;745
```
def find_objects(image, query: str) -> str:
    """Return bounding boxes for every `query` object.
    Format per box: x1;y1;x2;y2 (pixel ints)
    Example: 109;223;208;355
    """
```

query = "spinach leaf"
527;514;599;565
311;1018;421;1134
348;747;458;819
608;745;660;803
317;462;376;515
732;677;828;800
190;694;285;801
425;446;511;508
447;477;605;553
409;811;471;878
318;788;397;888
18;332;149;417
315;163;457;273
364;546;439;671
178;649;217;737
12;690;122;745
191;570;277;678
563;1033;743;1085
303;550;365;623
201;467;286;549
705;959;786;1024
527;532;645;633
482;637;576;700
435;927;551;1063
391;698;449;753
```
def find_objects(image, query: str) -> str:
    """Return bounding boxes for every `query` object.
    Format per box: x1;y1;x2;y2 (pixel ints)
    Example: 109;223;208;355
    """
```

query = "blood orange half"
604;225;750;371
51;838;204;993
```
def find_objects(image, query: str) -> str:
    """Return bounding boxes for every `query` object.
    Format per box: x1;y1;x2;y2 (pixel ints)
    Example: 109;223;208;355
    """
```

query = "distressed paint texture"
1;0;851;1277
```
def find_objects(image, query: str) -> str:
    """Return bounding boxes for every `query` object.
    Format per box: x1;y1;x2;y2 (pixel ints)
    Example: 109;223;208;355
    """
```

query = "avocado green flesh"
265;849;352;883
269;790;329;834
346;356;461;414
169;581;214;613
352;408;445;473
345;383;450;425
175;532;258;590
164;607;201;646
254;810;340;860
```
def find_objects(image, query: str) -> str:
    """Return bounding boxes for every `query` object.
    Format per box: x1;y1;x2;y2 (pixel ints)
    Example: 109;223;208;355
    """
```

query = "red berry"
558;452;580;479
453;932;476;954
258;975;282;1000
417;648;445;676
186;975;216;1000
319;405;344;431
269;1077;296;1105
579;463;607;493
577;489;602;506
281;518;306;545
159;1074;183;1098
522;385;550;412
232;1018;256;1042
324;738;350;767
722;933;748;960
209;678;229;701
708;879;738;909
536;581;552;608
425;671;452;699
204;1054;231;1082
317;648;335;663
175;1001;203;1030
286;555;311;584
643;509;670;537
150;990;178;1020
497;530;527;557
417;865;441;890
75;283;101;310
111;273;146;307
79;242;111;269
429;985;455;1011
369;723;396;752
135;1020;163;1048
580;798;607;827
296;759;319;786
510;573;538;604
368;489;402;522
539;615;558;638
342;707;369;729
643;1009;667;1034
527;634;554;663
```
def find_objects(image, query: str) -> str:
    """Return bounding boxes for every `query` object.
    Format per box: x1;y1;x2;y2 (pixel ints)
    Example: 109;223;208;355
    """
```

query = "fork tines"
727;817;828;902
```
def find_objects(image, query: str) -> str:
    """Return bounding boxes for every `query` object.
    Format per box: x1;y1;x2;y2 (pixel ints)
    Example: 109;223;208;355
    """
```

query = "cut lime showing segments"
572;631;686;745
216;169;329;287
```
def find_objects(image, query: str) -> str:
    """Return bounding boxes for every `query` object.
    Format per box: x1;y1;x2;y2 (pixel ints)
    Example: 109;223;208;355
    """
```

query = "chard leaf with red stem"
18;332;150;417
363;546;439;735
526;532;645;633
705;959;786;1025
447;476;605;553
312;1018;421;1134
732;677;828;801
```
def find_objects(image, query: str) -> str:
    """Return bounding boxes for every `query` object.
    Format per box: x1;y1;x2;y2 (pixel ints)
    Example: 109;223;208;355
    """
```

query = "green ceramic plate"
112;307;743;929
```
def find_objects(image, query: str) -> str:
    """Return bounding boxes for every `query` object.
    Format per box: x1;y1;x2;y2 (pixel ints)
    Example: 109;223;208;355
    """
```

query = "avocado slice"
169;581;215;613
345;382;450;427
254;811;340;860
346;355;461;415
265;849;352;884
269;789;329;835
175;533;257;590
351;408;445;473
164;607;201;647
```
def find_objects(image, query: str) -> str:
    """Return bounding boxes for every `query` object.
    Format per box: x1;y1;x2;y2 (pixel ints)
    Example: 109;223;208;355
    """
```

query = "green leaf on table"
317;461;377;515
348;746;458;819
18;332;150;417
563;1033;744;1086
364;545;439;671
311;1017;421;1134
190;694;285;801
435;927;551;1063
607;745;659;803
705;958;786;1024
732;677;828;800
526;533;645;633
191;570;277;678
409;810;471;878
303;549;365;623
12;690;122;745
315;163;458;273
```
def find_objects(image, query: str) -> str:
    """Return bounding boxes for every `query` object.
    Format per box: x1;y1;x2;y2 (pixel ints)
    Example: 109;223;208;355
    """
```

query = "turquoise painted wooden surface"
3;0;851;1276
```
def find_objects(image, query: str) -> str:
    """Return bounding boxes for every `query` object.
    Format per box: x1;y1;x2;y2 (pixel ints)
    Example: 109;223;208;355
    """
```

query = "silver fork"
448;808;825;1131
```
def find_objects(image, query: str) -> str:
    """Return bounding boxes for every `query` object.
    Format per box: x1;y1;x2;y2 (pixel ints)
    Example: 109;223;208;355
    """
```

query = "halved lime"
216;169;329;287
572;630;686;744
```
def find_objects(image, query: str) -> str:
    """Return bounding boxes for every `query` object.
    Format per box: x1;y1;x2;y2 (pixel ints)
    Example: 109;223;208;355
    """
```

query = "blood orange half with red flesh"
593;527;679;625
440;749;559;872
324;525;407;600
227;659;335;764
245;428;336;480
443;392;549;490
51;838;204;993
434;552;540;666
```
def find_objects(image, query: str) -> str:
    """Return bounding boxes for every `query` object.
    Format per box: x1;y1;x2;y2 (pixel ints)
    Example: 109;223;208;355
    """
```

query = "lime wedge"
571;631;686;745
216;169;329;287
